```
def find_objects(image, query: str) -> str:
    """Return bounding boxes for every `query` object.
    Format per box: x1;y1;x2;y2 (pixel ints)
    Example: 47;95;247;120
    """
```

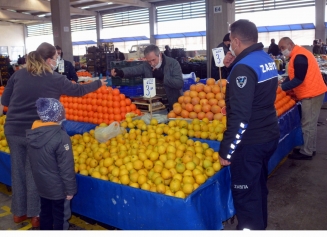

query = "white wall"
0;22;25;62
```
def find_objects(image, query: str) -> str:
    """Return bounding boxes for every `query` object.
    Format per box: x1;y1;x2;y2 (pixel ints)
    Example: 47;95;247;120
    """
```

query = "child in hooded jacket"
26;98;76;230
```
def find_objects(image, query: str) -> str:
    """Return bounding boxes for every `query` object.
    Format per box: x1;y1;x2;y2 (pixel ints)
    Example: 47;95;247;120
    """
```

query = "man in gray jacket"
111;44;184;110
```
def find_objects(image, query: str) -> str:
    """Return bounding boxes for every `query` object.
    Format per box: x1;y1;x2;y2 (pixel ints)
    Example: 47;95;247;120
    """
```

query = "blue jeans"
40;197;71;230
230;139;278;230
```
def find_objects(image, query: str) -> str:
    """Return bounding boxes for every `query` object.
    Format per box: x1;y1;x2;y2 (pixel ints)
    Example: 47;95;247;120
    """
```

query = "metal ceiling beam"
95;0;151;8
0;9;51;21
0;0;96;16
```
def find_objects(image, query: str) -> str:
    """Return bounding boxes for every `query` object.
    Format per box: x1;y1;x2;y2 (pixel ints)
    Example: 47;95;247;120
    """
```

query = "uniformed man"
220;19;280;230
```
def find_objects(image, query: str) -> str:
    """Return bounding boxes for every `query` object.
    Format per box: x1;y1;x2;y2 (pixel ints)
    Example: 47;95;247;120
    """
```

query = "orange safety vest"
288;45;327;100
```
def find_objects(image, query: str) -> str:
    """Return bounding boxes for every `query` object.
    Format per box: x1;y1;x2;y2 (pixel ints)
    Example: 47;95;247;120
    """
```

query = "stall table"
0;104;303;230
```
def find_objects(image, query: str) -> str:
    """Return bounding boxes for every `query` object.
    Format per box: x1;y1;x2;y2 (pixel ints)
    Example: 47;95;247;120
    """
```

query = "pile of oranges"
167;78;227;121
275;87;296;117
0;86;8;112
60;86;142;125
77;71;92;78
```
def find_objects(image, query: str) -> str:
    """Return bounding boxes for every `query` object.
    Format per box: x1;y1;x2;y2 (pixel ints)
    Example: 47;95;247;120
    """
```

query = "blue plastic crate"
115;85;144;98
183;78;196;92
199;78;207;84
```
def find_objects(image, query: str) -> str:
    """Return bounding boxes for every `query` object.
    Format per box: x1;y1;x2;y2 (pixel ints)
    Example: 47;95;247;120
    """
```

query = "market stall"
0;102;303;230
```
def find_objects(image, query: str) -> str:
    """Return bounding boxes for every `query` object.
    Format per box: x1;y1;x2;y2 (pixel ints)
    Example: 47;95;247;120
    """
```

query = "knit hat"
35;98;66;122
223;33;230;42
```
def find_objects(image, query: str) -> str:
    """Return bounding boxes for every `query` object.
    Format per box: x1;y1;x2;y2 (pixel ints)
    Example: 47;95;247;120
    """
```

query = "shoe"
31;216;40;228
293;148;316;156
288;152;312;160
13;215;27;223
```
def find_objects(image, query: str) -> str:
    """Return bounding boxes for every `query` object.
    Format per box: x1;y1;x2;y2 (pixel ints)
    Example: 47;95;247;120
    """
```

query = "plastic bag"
95;122;123;143
140;113;168;125
182;72;196;81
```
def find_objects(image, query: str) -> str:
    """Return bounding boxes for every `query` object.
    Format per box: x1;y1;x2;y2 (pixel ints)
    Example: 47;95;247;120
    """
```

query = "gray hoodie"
26;124;77;200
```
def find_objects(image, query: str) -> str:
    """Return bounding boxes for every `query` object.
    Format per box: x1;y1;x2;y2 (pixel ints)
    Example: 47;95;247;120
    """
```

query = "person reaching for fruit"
278;37;327;160
219;20;280;230
0;42;106;228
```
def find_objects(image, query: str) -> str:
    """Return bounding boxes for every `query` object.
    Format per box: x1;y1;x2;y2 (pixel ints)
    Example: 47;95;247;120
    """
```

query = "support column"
96;12;102;46
206;0;235;78
50;0;73;63
315;0;326;42
23;24;28;54
149;4;157;45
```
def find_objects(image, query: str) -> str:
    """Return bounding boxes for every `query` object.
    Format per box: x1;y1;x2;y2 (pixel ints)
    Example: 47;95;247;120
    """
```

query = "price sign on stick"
212;47;225;67
143;78;156;98
143;78;156;119
58;60;64;73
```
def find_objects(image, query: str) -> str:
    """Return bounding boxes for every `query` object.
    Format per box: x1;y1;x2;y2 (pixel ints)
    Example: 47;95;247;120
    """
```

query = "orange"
119;94;126;100
120;100;126;107
114;114;122;122
113;108;120;115
112;89;120;96
130;104;136;111
125;98;131;106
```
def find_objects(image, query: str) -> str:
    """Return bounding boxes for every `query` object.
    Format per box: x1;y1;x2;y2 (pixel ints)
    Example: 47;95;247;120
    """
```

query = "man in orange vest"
278;37;327;160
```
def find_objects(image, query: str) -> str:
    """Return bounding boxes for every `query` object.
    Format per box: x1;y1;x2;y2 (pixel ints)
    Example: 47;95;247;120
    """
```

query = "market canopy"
100;36;149;43
257;23;315;32
153;23;315;39
72;40;96;45
154;31;206;39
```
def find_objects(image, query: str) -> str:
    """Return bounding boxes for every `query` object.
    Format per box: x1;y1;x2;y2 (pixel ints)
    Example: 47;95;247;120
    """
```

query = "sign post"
212;47;226;91
143;78;156;119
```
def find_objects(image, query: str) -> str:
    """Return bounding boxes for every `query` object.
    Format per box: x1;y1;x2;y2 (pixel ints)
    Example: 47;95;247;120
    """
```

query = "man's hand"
110;68;117;77
219;156;231;166
223;51;236;68
66;195;73;200
100;79;107;86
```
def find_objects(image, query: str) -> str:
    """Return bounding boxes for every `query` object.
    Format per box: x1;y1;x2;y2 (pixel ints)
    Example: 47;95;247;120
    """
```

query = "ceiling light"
81;6;90;9
38;14;46;17
108;2;113;4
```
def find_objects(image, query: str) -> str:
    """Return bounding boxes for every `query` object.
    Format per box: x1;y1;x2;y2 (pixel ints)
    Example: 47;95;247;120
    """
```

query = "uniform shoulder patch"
236;76;247;88
64;144;70;151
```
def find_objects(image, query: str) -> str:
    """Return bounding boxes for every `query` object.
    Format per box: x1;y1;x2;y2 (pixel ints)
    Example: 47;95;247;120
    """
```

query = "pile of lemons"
72;118;223;199
0;115;9;154
121;117;226;141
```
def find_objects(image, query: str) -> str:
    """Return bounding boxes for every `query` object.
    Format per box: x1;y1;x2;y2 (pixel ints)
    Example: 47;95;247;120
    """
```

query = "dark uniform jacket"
220;43;280;161
26;123;77;200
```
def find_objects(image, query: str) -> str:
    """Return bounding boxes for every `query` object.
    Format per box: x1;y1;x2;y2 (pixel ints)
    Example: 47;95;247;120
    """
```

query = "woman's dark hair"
36;42;56;61
27;42;56;76
230;19;258;43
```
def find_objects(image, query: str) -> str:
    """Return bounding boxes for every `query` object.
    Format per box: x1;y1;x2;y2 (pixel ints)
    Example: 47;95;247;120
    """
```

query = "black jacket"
26;124;77;200
55;59;78;82
211;42;230;80
115;52;125;61
220;43;280;161
268;43;280;56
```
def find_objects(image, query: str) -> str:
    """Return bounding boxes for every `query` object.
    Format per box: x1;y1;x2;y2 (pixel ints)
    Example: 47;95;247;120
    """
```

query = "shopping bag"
94;122;123;143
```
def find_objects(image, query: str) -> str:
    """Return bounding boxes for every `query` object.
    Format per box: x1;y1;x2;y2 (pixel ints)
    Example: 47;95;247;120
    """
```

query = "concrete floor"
0;106;327;230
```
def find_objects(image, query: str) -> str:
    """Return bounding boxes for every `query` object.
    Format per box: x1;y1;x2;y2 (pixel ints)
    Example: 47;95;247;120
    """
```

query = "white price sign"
143;78;156;98
58;60;64;73
212;47;225;67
